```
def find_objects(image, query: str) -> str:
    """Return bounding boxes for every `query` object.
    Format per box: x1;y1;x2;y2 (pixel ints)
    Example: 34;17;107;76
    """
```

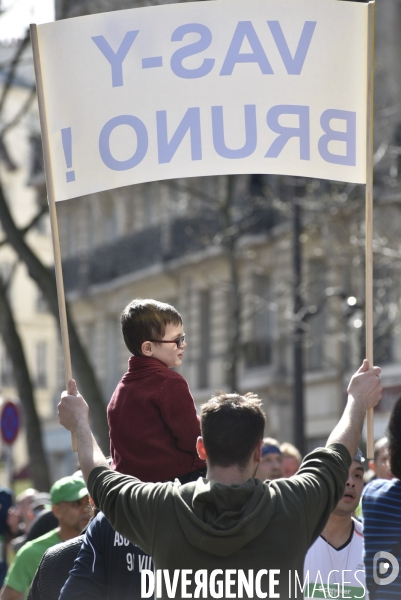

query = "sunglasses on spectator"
149;334;186;348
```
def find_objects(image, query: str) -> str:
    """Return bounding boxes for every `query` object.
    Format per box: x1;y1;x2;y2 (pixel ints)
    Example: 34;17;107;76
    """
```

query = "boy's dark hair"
121;299;182;356
388;396;401;480
200;392;266;469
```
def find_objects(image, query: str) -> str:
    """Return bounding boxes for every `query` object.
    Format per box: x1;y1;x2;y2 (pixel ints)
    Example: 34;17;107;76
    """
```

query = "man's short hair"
121;299;182;356
200;392;266;469
388;398;401;479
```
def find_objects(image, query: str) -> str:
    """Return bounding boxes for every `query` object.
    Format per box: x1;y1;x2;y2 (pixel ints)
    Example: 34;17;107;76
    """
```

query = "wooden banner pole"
365;2;375;460
30;24;77;451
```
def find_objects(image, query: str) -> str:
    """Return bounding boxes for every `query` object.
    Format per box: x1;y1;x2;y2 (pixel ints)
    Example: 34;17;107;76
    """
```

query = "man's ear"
141;341;153;357
52;504;62;520
197;437;207;461
368;459;375;472
254;439;263;464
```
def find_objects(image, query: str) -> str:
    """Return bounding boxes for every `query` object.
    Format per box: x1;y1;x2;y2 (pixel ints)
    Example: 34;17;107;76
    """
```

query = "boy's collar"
128;355;169;370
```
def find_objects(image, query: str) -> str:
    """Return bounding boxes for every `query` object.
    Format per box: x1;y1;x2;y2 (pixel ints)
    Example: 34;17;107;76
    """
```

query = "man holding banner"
58;360;381;599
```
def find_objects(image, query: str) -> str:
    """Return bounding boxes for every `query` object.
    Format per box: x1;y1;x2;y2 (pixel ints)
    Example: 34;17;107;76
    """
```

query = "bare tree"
0;183;110;450
0;33;110;452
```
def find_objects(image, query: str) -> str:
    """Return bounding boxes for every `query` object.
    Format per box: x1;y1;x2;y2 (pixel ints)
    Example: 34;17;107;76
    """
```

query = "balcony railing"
62;207;281;293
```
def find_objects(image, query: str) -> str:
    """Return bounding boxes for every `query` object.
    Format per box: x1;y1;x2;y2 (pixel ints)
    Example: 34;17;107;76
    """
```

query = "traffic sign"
1;402;20;445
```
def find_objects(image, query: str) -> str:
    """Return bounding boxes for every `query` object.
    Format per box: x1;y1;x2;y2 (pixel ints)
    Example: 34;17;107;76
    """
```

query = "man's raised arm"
59;360;382;486
58;380;109;483
327;359;382;459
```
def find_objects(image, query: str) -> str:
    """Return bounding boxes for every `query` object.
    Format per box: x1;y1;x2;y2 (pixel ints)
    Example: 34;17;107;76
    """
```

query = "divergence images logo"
373;551;400;586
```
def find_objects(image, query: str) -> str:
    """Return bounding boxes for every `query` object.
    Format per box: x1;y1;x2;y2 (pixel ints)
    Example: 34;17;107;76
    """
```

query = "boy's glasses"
149;334;186;349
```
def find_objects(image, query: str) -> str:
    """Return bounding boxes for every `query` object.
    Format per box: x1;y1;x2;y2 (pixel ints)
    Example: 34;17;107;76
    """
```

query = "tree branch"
0;177;109;450
0;85;36;138
0;203;49;248
0;31;30;116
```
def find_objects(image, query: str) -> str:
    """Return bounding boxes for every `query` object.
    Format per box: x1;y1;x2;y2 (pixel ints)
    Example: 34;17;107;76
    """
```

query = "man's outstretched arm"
327;359;382;459
58;380;109;483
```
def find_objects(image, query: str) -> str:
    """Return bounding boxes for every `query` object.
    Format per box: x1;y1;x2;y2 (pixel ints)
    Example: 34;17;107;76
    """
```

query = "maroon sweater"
107;356;205;482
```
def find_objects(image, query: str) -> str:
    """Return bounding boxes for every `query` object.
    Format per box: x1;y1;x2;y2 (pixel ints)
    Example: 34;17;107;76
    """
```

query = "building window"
29;134;44;181
373;270;393;365
87;204;96;250
64;210;75;258
198;290;210;389
36;291;48;313
143;183;155;226
243;274;275;368
36;341;47;388
86;322;97;368
249;174;266;197
1;350;13;386
104;317;122;401
103;202;117;244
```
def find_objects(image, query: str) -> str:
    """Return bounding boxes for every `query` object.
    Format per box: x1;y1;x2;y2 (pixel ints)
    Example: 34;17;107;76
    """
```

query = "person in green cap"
0;476;90;600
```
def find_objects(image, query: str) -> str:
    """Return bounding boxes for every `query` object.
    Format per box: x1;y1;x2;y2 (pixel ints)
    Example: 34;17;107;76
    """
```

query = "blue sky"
0;0;54;41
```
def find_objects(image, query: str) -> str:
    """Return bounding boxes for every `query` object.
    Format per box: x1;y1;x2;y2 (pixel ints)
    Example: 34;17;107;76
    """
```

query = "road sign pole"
6;446;12;490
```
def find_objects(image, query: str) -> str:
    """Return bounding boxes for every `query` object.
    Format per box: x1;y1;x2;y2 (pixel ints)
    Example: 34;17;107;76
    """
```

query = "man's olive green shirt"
89;443;351;600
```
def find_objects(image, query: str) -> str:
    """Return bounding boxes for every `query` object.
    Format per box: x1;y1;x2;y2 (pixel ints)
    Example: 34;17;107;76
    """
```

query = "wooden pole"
365;2;375;460
30;24;77;450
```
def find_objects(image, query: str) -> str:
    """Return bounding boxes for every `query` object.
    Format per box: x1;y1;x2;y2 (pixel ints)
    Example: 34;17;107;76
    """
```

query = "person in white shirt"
303;449;367;599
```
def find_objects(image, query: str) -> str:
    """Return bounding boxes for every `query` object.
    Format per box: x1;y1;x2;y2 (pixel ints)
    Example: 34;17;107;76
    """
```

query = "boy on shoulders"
108;298;206;483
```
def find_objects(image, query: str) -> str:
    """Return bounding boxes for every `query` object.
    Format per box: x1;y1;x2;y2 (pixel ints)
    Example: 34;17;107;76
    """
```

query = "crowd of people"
0;298;398;599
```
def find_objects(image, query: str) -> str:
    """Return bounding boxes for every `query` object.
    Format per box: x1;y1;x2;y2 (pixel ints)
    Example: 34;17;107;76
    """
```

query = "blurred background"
0;0;400;494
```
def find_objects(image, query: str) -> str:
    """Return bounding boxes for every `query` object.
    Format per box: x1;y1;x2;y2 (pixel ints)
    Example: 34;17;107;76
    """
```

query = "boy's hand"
347;359;382;410
58;379;89;432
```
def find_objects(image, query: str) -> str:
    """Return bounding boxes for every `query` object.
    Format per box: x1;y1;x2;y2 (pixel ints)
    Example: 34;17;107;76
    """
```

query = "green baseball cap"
50;475;88;505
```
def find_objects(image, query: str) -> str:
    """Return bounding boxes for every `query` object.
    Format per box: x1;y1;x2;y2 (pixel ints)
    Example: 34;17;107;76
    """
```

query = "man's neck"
58;525;82;542
323;514;354;549
206;464;256;485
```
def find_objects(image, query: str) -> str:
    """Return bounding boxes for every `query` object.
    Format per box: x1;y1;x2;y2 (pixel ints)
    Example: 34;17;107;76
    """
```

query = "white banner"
34;0;370;202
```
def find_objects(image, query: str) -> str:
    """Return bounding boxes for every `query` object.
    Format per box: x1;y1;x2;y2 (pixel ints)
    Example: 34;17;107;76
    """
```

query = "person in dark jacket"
27;535;84;600
0;488;12;587
27;506;99;600
59;512;152;600
27;511;152;600
362;396;401;599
